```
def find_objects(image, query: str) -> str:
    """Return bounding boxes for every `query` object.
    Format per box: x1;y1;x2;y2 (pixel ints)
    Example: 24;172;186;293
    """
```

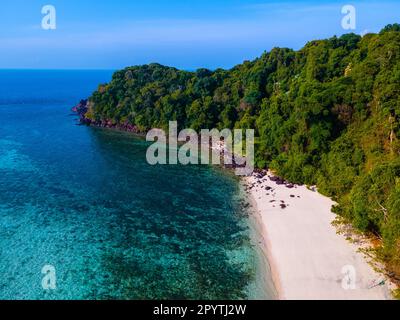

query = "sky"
0;0;400;69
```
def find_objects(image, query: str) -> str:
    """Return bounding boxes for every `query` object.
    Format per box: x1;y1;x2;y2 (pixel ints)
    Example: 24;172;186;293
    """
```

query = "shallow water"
0;70;274;299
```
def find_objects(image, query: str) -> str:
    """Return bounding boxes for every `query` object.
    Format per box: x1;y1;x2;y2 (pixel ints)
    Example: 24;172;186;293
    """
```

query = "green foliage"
380;23;400;34
394;288;400;300
88;25;400;279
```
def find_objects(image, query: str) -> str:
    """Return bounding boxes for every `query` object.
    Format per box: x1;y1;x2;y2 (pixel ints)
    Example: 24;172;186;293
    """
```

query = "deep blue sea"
0;70;274;299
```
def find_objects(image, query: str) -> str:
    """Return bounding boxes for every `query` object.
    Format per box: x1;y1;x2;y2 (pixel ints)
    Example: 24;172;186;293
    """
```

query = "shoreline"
244;170;394;300
244;186;280;300
72;103;395;299
244;185;283;299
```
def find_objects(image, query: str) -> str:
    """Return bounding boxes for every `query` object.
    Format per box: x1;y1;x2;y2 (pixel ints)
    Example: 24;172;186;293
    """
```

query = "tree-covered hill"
84;24;400;282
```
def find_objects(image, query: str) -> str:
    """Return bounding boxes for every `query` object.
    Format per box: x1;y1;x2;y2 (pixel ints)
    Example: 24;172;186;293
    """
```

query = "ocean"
0;70;274;299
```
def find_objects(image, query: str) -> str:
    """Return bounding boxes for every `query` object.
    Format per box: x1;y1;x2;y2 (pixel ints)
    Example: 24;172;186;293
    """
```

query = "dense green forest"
85;24;400;282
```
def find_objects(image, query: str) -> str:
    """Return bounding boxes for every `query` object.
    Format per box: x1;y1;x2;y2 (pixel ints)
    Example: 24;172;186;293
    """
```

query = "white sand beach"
244;171;393;300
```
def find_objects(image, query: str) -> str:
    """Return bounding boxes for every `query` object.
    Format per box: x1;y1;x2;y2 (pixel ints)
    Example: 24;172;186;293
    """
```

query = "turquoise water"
0;70;272;300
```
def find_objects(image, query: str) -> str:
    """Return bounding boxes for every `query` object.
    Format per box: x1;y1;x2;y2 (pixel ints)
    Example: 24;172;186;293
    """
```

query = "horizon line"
0;68;118;71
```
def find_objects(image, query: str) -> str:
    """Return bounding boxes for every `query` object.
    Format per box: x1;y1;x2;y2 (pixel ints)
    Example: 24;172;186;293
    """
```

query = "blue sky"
1;0;400;69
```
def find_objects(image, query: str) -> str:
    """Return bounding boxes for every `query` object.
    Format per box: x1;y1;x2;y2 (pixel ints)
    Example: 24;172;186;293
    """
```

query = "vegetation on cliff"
86;25;400;280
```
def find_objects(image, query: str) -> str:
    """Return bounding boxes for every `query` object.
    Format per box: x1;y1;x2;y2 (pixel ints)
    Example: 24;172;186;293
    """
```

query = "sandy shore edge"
243;170;394;300
244;183;284;299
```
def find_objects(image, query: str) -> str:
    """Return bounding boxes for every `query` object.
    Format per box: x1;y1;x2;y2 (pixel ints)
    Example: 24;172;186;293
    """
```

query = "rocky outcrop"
72;99;142;134
71;99;88;117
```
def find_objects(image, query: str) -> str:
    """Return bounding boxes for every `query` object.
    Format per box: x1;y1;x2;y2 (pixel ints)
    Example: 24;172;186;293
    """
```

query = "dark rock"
254;169;267;179
72;99;144;134
71;99;88;115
